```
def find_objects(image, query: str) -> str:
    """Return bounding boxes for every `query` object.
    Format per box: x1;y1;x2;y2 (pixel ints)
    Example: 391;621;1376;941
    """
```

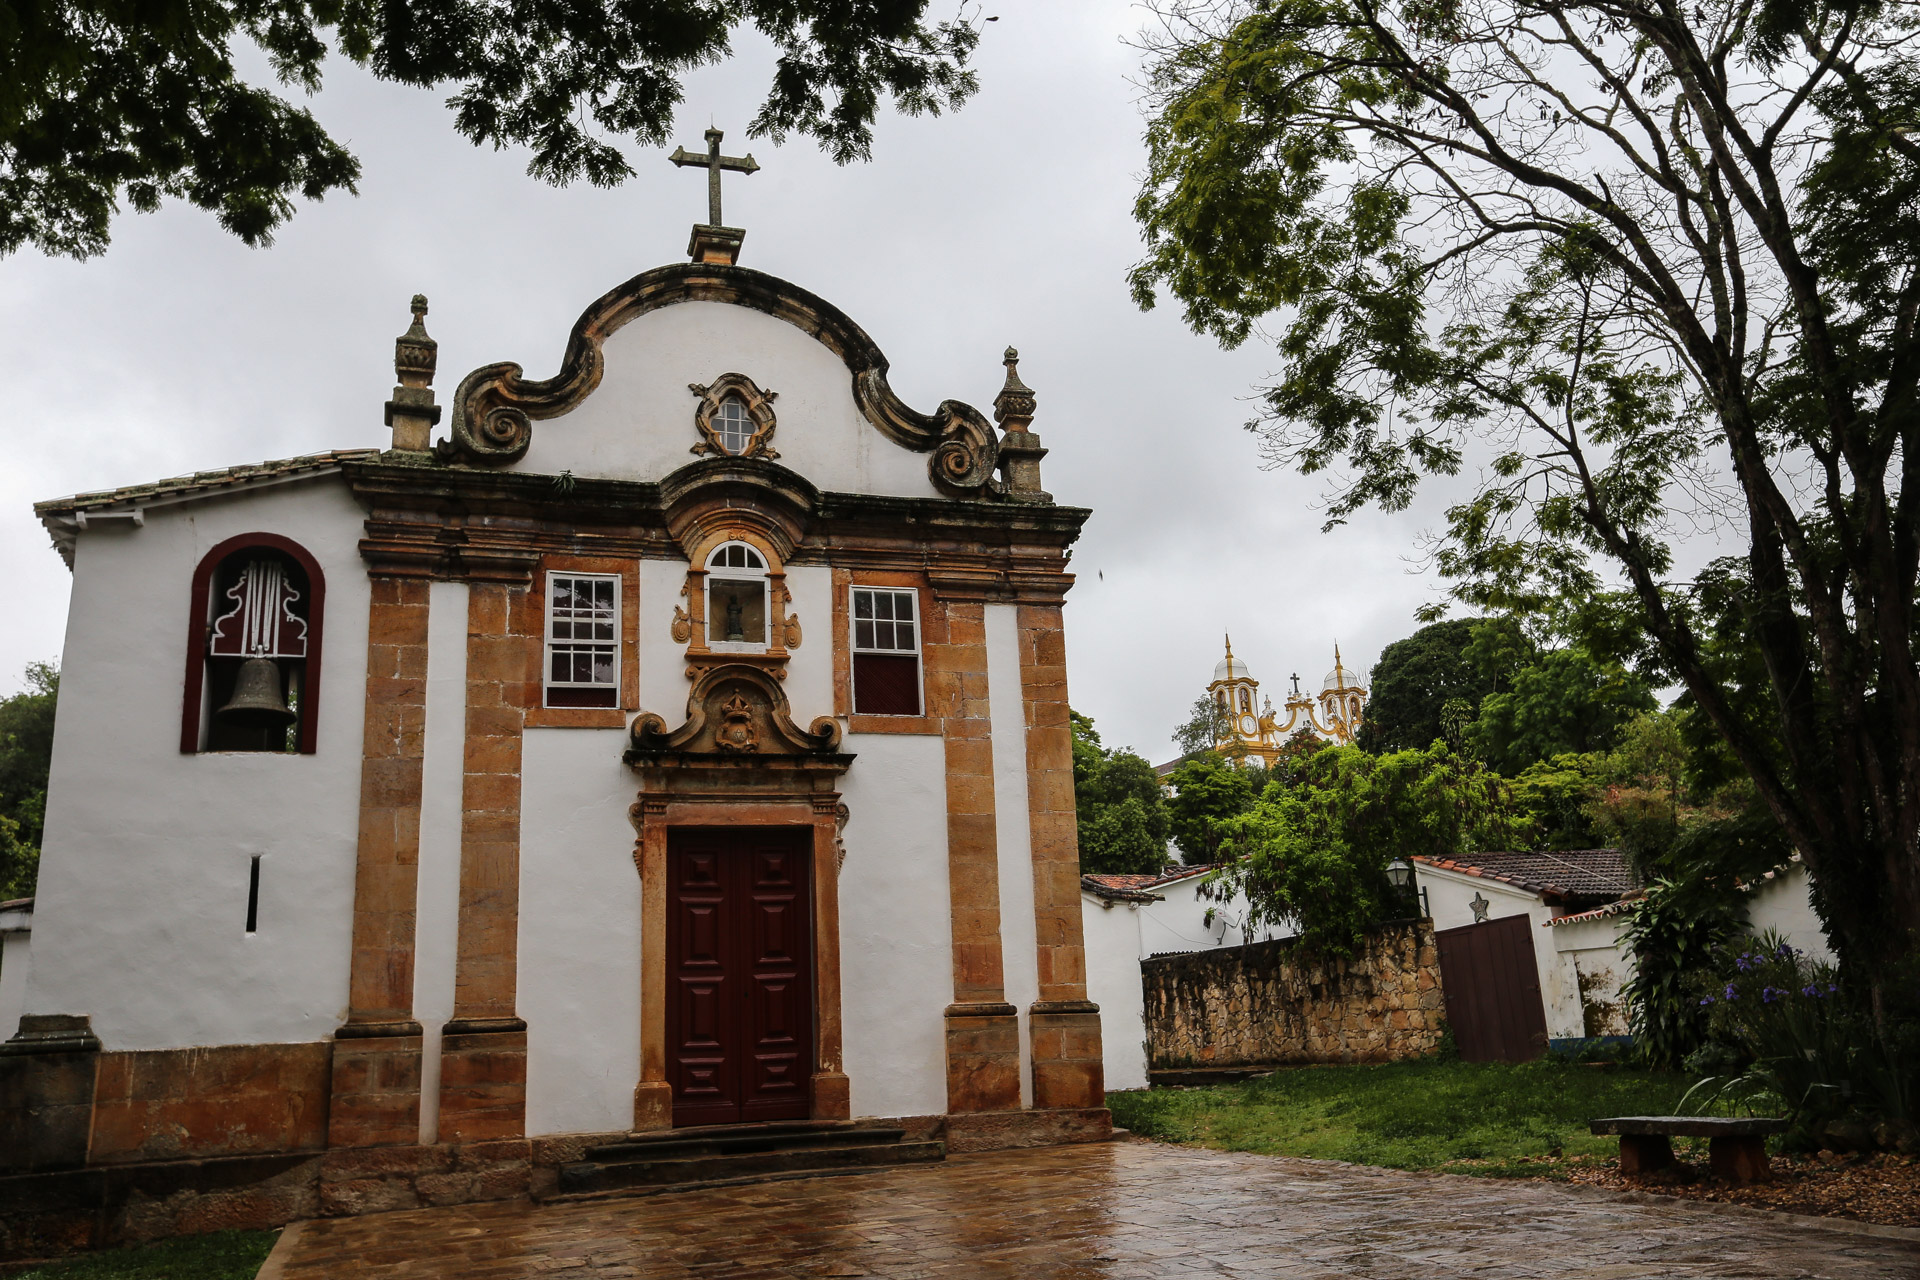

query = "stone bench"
1590;1116;1789;1183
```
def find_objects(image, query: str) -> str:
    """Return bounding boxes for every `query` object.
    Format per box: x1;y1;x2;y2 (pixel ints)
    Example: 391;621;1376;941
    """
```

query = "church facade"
2;206;1107;1195
1203;637;1369;765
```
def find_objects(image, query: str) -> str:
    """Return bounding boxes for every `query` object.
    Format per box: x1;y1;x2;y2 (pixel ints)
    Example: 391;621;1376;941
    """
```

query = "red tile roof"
1081;865;1219;902
35;450;381;566
1413;849;1638;904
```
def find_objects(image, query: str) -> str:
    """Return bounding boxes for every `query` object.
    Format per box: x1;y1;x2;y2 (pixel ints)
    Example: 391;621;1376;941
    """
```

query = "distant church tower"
1198;636;1369;764
1208;635;1266;752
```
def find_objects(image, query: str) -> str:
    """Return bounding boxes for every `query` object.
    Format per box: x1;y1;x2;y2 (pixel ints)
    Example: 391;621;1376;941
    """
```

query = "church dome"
1214;653;1253;683
1323;655;1360;692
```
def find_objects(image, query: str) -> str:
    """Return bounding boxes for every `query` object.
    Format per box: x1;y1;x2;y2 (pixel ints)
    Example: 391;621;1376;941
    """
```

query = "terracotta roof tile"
1081;864;1221;903
35;449;379;518
1413;848;1638;904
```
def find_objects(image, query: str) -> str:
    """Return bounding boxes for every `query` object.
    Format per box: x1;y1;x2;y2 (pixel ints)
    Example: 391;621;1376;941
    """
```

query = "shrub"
1683;933;1920;1145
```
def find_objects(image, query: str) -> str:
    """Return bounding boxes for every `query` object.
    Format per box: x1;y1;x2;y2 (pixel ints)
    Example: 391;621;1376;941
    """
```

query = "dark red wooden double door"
667;828;815;1127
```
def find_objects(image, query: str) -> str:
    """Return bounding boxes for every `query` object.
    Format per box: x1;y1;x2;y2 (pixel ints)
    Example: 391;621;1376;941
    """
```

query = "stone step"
556;1138;945;1197
584;1122;903;1163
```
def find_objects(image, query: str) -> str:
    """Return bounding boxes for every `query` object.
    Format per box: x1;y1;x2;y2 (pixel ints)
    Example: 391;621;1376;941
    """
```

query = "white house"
1413;849;1642;1043
1417;850;1835;1046
1080;865;1290;1088
0;898;28;1056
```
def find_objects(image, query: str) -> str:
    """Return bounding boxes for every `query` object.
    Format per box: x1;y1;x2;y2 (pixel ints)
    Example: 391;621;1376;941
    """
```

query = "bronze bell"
217;656;296;729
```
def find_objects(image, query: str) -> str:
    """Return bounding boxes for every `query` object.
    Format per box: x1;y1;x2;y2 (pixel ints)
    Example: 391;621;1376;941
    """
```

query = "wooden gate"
1434;914;1549;1062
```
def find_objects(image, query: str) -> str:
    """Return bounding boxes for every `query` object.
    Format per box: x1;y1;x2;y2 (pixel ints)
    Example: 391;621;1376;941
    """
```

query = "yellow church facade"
1206;636;1368;763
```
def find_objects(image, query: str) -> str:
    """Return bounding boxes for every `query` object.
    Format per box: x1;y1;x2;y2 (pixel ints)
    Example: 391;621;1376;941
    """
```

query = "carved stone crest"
625;664;843;764
715;693;760;753
671;605;692;643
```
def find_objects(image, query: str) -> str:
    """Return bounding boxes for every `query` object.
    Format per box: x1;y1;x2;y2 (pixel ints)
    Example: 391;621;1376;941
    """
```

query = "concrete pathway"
268;1141;1920;1278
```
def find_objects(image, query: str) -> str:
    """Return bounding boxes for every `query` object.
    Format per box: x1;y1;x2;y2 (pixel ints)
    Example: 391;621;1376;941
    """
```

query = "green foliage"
1071;712;1170;876
1105;1058;1687;1177
3;1;980;259
1164;752;1254;865
1684;934;1919;1135
1171;695;1235;759
1468;648;1656;776
1621;879;1749;1070
9;1228;278;1279
1127;0;1920;977
1213;743;1527;955
0;662;57;900
1511;754;1603;850
1355;618;1499;753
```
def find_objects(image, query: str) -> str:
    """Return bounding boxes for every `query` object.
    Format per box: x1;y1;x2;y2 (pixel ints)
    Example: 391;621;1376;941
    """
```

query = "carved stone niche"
624;663;852;793
660;458;817;679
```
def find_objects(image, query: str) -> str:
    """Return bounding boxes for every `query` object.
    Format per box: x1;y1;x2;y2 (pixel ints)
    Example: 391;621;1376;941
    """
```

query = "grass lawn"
1108;1057;1692;1179
6;1230;278;1280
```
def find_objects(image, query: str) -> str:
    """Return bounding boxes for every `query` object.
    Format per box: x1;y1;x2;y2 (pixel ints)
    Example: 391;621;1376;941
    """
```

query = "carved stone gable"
625;664;843;763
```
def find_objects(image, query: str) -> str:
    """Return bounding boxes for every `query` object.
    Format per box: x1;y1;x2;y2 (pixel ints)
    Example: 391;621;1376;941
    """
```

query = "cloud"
0;4;1461;761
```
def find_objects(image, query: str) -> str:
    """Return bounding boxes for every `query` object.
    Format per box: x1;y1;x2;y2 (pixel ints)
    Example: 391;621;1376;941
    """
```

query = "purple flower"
1776;942;1795;959
1736;954;1756;972
1699;996;1716;1006
1801;985;1820;998
1724;982;1739;1000
1762;987;1781;1003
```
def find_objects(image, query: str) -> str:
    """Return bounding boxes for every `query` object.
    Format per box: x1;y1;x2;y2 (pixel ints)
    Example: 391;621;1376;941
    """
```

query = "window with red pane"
851;587;921;716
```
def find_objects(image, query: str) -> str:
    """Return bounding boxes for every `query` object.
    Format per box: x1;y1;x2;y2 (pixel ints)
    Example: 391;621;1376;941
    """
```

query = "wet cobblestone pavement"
272;1140;1920;1278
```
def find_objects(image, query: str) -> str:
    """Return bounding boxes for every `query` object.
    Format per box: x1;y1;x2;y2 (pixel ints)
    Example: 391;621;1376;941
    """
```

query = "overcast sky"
0;3;1462;765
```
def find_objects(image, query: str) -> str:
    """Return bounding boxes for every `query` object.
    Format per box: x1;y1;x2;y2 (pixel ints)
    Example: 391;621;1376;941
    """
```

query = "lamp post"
1386;859;1420;918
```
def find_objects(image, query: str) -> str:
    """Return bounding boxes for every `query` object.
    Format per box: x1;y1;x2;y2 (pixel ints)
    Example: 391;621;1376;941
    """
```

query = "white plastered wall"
518;728;643;1138
516;301;939;500
25;480;369;1049
0;909;31;1042
1079;894;1147;1090
1137;876;1281;958
837;731;951;1120
1414;866;1581;1039
984;605;1039;1107
413;580;469;1142
1547;914;1633;1038
1745;861;1834;963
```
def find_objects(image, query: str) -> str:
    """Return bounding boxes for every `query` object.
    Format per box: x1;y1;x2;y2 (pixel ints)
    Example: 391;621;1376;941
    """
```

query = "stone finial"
993;347;1036;430
993;347;1049;503
385;294;442;453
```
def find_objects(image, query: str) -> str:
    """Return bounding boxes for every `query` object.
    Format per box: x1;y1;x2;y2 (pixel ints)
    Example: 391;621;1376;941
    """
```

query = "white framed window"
851;586;921;716
715;395;754;455
545;572;620;708
705;541;769;650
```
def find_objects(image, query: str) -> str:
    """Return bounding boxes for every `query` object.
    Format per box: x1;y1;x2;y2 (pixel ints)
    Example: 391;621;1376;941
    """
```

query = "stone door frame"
630;792;848;1130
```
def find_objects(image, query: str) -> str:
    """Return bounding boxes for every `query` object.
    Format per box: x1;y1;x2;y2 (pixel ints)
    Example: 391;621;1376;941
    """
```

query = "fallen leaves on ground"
1558;1152;1920;1228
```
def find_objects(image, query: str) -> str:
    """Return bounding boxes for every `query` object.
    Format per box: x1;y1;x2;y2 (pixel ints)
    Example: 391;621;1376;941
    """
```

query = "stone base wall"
0;1139;532;1263
0;1108;1114;1263
1143;922;1444;1070
90;1044;332;1164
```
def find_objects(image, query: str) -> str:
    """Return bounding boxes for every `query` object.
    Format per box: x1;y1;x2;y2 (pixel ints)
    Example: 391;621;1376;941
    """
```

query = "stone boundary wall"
1143;922;1443;1070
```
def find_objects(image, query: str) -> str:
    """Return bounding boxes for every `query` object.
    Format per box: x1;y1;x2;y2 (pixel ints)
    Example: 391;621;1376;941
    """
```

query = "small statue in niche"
725;592;745;642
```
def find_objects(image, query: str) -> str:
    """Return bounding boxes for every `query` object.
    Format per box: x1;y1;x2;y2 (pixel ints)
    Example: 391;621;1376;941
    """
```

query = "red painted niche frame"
179;532;328;755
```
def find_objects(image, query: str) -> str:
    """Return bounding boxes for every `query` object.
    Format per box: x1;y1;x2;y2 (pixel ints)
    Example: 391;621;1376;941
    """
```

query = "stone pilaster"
439;578;536;1141
929;600;1021;1113
1018;603;1105;1109
331;577;430;1147
0;1015;101;1173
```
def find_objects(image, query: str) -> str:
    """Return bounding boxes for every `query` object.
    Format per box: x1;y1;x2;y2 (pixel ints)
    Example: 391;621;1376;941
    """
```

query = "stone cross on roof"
670;127;759;229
